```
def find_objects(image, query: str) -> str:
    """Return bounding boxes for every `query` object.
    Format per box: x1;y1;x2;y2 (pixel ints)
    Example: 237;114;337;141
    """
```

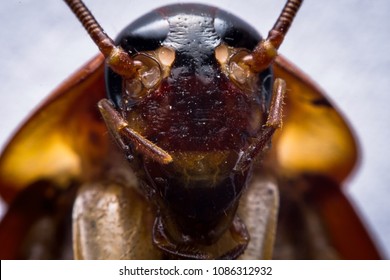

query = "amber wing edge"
0;54;106;203
272;55;381;259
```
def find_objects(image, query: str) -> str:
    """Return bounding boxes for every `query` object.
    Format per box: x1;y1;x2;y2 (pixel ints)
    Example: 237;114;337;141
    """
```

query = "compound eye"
124;47;175;101
215;44;258;93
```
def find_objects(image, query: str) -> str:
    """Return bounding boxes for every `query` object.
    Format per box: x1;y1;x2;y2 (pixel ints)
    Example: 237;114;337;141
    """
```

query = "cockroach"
0;0;381;259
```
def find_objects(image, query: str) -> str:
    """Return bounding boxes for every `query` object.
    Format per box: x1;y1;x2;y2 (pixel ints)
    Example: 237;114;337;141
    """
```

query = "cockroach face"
106;4;273;244
3;0;378;261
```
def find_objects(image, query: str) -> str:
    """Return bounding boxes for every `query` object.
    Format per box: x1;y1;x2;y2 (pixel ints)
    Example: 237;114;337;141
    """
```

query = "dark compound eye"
214;8;261;49
117;11;170;54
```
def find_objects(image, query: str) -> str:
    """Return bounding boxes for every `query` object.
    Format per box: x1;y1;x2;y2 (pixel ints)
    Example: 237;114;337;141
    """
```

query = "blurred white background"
0;0;389;258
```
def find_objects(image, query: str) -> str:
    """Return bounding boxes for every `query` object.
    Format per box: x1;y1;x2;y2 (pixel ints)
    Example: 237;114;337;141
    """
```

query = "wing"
269;56;381;259
0;55;114;259
272;55;358;183
0;55;107;203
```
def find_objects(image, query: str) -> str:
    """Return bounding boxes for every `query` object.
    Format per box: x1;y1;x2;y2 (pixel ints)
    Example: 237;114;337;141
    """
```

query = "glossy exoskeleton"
0;0;381;259
101;2;283;259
